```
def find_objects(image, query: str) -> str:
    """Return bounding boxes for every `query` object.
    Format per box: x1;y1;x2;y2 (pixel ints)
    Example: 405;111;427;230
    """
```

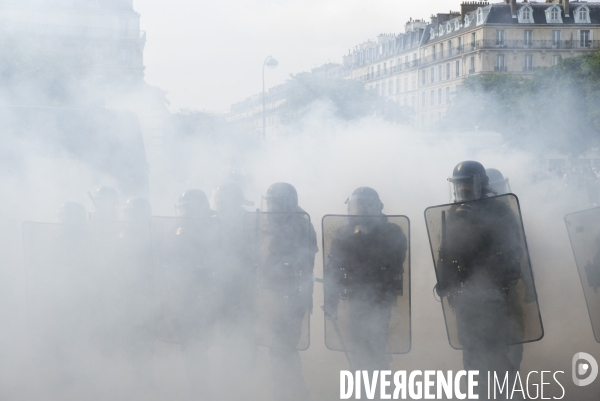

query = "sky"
135;0;461;113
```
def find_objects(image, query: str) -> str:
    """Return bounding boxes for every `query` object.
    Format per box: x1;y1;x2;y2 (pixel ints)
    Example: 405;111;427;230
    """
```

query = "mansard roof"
485;2;600;25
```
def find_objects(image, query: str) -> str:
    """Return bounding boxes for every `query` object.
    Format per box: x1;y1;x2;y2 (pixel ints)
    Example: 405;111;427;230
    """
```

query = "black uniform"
258;212;317;401
326;217;407;370
438;197;523;389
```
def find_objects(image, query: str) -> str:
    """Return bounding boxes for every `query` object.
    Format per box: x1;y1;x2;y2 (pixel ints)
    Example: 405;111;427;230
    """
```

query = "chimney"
461;2;489;21
509;0;517;18
561;0;570;17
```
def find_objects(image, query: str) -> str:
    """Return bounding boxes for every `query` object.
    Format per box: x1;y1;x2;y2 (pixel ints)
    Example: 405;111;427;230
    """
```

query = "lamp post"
262;55;278;141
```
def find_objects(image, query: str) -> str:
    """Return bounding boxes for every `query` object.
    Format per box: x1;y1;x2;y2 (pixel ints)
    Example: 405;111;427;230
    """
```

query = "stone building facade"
345;0;600;128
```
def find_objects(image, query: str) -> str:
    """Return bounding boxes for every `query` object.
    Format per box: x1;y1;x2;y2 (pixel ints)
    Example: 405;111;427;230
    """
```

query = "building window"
432;46;436;60
455;60;461;77
496;54;506;71
470;56;475;73
438;88;443;105
524;30;533;46
455;19;460;30
421;70;426;85
389;81;393;95
383;62;387;75
377;65;381;77
545;5;563;23
575;6;591;23
477;8;484;25
438;65;443;81
448;40;453;56
446;87;451;103
465;15;470;26
552;30;562;47
496;30;505;46
430;90;435;106
552;55;561;66
381;82;386;95
440;43;444;58
471;32;476;50
580;30;591;48
412;73;416;90
446;63;451;80
458;36;463;52
518;6;535;23
396;78;400;94
523;54;533;71
430;67;435;83
422;92;427;108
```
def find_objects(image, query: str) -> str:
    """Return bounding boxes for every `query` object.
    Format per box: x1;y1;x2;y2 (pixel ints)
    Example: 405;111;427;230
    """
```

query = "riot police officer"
258;183;317;401
486;168;511;195
89;186;119;221
170;189;219;399
210;183;256;398
325;188;407;371
438;161;524;396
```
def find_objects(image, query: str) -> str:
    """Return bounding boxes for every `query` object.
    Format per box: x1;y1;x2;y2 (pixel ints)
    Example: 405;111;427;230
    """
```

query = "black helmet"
175;189;210;217
449;161;489;202
57;202;87;224
262;182;298;212
346;187;383;215
122;197;152;221
485;168;510;195
210;182;253;212
90;186;119;220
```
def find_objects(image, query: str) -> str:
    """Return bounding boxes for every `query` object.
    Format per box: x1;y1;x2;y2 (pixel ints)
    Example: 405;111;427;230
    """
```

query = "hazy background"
136;0;459;111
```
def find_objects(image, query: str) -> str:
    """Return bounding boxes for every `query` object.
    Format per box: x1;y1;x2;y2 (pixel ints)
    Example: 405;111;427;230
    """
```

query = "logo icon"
572;352;598;386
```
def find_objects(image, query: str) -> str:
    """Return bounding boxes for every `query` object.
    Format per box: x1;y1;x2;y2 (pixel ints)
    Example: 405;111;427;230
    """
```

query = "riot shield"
90;221;155;347
565;207;600;343
424;194;543;350
322;215;411;355
244;212;315;350
23;222;97;341
151;216;221;344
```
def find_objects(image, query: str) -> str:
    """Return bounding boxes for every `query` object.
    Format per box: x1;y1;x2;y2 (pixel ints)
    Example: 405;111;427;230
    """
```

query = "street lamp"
263;55;278;141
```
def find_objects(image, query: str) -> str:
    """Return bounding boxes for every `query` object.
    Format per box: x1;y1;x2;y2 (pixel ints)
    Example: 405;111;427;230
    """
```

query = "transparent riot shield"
151;216;221;344
244;212;315;350
23;222;97;341
322;215;411;355
424;194;543;349
565;207;600;343
91;221;155;347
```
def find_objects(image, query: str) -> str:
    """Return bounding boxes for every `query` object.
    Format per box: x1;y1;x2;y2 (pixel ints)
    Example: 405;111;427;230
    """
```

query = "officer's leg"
269;307;308;401
220;297;257;398
270;346;308;400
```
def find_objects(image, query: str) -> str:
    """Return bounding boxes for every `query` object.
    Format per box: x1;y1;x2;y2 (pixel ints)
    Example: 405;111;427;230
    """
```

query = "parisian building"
346;0;600;129
0;0;146;84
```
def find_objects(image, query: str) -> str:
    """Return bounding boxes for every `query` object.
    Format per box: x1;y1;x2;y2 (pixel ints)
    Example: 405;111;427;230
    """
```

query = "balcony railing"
495;66;508;72
476;39;599;50
522;65;534;72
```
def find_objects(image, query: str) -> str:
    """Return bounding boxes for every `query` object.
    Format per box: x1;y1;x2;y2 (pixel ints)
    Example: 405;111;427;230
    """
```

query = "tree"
443;51;600;155
278;72;413;126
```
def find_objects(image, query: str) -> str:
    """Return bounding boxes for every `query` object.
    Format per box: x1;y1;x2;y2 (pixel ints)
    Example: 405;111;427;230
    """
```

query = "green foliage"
444;51;600;155
278;72;413;126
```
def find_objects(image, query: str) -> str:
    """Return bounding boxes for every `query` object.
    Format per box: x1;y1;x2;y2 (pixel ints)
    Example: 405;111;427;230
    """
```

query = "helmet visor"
347;198;381;215
449;175;482;202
